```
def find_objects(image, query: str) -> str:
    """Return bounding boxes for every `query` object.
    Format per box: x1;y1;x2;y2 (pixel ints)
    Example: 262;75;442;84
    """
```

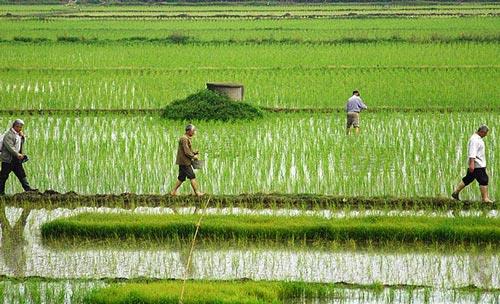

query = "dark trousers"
0;161;31;194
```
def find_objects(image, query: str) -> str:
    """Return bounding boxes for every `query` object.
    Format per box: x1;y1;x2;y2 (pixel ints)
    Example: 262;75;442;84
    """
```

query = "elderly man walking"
170;124;204;197
0;119;37;195
452;125;493;203
345;90;368;135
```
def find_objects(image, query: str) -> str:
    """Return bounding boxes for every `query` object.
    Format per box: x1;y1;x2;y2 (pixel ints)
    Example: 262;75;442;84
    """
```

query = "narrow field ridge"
1;191;497;210
3;12;499;19
0;106;497;116
1;65;499;72
2;35;500;44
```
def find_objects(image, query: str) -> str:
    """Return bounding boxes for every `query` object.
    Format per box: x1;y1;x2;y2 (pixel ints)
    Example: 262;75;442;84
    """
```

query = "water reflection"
0;204;497;289
0;206;29;277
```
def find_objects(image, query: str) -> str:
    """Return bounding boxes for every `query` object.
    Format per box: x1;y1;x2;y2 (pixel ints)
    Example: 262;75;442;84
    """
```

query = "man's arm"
358;99;368;110
468;158;475;173
181;138;196;160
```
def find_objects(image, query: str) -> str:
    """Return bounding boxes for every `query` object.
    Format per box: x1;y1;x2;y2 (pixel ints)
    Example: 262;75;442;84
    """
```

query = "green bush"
163;89;263;121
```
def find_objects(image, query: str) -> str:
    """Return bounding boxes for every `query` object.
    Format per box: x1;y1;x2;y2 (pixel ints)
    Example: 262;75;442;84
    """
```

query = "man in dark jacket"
170;124;204;196
0;119;37;195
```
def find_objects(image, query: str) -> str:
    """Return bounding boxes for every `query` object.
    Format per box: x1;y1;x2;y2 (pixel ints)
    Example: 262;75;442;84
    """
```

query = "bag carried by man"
192;159;205;170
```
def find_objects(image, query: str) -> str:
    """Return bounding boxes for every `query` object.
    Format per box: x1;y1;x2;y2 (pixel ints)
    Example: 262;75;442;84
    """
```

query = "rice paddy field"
0;2;498;304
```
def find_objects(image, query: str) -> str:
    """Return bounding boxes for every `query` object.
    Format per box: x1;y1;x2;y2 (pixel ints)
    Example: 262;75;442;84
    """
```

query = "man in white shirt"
345;90;368;135
452;125;492;203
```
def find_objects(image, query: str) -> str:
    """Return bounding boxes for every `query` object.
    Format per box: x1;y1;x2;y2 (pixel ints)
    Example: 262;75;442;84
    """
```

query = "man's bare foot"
170;191;178;196
483;198;493;203
195;192;205;197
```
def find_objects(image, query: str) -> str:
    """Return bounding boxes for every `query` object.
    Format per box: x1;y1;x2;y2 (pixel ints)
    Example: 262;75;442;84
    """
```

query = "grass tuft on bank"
85;280;500;304
163;89;263;121
86;280;380;304
41;213;500;245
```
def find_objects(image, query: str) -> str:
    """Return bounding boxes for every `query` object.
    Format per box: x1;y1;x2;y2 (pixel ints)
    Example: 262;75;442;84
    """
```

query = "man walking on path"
452;125;493;203
0;119;38;195
170;124;204;197
345;90;368;135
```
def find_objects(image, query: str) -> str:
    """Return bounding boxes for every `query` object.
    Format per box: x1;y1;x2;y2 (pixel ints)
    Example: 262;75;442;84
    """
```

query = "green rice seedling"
0;16;499;42
0;43;498;110
0;279;105;304
41;213;500;245
84;279;500;304
0;113;496;199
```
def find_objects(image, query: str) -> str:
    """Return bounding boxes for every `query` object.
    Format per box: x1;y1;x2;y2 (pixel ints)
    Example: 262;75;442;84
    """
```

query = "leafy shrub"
163;89;263;121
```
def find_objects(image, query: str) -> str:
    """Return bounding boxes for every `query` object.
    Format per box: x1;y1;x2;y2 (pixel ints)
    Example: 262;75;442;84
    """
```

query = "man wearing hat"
170;124;204;196
0;119;37;195
452;125;493;203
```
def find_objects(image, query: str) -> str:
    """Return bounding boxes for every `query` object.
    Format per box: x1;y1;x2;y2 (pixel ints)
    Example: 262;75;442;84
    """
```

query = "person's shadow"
0;203;29;277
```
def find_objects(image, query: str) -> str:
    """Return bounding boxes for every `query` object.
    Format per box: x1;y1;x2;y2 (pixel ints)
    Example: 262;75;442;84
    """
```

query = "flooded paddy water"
0;204;498;303
0;113;497;199
0;3;499;302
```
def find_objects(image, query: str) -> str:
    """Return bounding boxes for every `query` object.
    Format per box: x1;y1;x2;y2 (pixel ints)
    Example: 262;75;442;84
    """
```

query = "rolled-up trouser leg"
0;162;13;194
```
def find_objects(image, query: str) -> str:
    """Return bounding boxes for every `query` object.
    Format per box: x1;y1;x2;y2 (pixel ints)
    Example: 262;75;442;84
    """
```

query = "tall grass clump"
163;89;263;121
87;281;283;304
85;280;372;304
84;280;500;304
41;213;500;245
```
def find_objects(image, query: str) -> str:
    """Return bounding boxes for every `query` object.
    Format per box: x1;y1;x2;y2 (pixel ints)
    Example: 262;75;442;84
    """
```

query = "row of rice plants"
2;278;498;304
0;279;105;304
3;6;497;18
85;280;500;304
1;3;498;14
40;212;500;244
0;67;497;109
0;17;498;42
0;113;496;197
1;42;496;69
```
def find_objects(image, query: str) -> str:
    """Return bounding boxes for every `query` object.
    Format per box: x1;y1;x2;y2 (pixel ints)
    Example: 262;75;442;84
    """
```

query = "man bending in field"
345;90;368;135
452;125;493;203
170;124;204;197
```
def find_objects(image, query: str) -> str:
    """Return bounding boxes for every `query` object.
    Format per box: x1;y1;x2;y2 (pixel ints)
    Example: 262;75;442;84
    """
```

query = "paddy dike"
0;190;497;210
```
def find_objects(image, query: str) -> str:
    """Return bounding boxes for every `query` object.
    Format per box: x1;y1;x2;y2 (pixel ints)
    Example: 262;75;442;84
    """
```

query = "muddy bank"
0;190;496;210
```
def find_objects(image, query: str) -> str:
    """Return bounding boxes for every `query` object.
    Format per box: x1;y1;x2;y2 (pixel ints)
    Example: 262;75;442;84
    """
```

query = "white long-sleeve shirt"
468;133;486;168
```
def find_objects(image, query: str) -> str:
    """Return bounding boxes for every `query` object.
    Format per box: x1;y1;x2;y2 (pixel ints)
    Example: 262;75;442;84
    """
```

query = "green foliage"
42;213;500;245
84;280;500;304
163;89;263;121
85;280;384;304
87;281;284;304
